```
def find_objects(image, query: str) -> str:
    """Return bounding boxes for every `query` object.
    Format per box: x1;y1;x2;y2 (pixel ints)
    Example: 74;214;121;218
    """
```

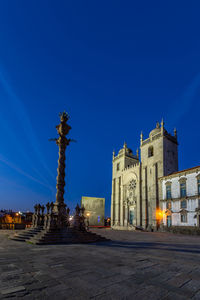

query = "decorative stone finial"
59;111;70;122
174;128;177;138
112;150;115;160
136;148;139;159
156;122;160;129
123;141;127;149
161;118;164;135
140;131;143;144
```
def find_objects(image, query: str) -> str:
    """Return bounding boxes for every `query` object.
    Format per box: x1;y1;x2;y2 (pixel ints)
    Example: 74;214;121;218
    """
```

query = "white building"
160;166;200;228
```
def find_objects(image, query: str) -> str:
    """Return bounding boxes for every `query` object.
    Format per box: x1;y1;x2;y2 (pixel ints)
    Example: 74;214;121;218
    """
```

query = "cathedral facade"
111;121;178;230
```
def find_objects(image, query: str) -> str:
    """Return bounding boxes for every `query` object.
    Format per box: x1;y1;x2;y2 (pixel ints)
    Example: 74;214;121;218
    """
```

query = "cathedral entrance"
122;178;137;227
129;210;134;225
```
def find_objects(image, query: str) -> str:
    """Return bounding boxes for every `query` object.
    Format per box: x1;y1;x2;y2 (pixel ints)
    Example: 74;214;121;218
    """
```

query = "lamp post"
86;212;90;229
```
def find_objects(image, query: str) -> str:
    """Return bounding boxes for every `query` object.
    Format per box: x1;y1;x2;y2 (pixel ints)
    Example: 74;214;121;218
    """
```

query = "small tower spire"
140;131;143;145
174;128;177;138
112;150;115;160
156;121;160;129
136;148;139;159
123;141;127;149
161;118;164;135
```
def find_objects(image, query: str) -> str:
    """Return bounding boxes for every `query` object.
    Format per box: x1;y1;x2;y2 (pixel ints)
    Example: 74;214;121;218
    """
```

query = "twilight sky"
0;1;200;216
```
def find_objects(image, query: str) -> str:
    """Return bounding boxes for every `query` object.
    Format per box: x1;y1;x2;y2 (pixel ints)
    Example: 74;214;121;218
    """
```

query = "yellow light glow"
86;213;90;217
156;209;165;220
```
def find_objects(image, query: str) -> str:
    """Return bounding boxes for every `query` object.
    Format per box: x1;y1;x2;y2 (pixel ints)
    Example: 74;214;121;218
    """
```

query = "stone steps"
11;226;110;245
11;227;44;242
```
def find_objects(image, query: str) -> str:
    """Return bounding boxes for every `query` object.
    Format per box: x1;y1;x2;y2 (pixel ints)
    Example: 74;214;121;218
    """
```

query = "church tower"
111;143;139;226
140;120;178;229
111;120;178;230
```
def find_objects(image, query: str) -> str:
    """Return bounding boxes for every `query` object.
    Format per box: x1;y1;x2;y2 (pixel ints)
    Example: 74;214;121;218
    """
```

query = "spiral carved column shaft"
55;138;67;205
51;112;72;221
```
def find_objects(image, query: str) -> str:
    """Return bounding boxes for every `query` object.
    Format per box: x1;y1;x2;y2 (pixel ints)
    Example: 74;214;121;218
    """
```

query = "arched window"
148;146;154;157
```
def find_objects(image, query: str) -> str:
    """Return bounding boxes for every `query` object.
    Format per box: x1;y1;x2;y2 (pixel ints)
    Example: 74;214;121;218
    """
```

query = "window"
148;146;154;157
198;178;200;195
116;163;120;171
166;185;171;200
166;201;171;210
181;213;187;223
180;182;186;198
180;199;187;209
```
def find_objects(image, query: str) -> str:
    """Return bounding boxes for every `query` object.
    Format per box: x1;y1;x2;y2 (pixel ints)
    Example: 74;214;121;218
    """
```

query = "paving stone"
1;229;200;299
162;291;189;300
167;274;191;288
1;285;26;295
181;279;200;295
192;290;200;299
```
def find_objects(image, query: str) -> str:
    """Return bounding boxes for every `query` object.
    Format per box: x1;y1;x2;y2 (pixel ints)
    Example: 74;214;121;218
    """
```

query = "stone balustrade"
32;202;70;230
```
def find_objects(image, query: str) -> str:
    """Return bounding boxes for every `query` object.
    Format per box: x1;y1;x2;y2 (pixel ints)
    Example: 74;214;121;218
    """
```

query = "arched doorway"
129;209;135;225
124;179;137;227
166;215;172;227
165;209;172;227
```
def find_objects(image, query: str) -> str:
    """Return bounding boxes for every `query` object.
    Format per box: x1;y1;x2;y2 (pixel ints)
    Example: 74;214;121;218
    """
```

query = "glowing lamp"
156;209;165;220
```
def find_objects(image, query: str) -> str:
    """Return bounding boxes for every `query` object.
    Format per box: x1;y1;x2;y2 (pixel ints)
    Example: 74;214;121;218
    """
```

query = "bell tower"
111;142;139;227
140;120;178;229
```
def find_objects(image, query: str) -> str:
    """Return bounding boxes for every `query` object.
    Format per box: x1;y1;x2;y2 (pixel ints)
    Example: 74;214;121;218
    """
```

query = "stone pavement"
1;229;200;299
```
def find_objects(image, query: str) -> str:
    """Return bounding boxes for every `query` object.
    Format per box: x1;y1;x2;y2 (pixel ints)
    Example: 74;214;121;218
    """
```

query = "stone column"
124;204;128;226
111;179;115;226
115;177;120;226
120;184;124;226
51;111;72;229
127;205;129;225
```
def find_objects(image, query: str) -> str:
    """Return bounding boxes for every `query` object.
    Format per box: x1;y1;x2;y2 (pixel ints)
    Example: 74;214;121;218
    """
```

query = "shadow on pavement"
91;240;200;254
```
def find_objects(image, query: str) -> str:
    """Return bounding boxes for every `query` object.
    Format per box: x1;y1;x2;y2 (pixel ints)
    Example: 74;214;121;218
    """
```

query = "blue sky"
0;1;200;216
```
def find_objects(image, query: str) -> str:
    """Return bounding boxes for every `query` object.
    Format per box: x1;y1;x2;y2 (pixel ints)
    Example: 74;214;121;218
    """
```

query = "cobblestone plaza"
1;229;200;299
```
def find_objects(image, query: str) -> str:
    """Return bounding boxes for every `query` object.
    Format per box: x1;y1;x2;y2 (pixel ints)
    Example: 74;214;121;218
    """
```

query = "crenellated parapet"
123;161;140;172
140;119;178;147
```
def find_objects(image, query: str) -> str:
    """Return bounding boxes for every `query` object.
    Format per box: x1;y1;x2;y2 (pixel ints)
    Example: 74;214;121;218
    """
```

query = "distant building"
160;166;200;227
81;197;105;226
0;210;33;229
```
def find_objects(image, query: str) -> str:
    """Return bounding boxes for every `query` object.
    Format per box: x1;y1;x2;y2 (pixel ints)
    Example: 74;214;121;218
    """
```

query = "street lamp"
86;212;90;229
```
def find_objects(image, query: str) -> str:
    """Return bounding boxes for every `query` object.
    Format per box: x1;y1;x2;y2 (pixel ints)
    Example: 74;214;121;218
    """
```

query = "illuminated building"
111;120;178;231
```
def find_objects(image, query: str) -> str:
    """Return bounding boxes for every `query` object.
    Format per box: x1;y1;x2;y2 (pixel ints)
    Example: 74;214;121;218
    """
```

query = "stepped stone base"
11;227;109;245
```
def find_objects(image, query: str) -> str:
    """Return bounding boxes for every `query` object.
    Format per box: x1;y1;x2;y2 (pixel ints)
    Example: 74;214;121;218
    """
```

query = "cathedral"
111;120;178;230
